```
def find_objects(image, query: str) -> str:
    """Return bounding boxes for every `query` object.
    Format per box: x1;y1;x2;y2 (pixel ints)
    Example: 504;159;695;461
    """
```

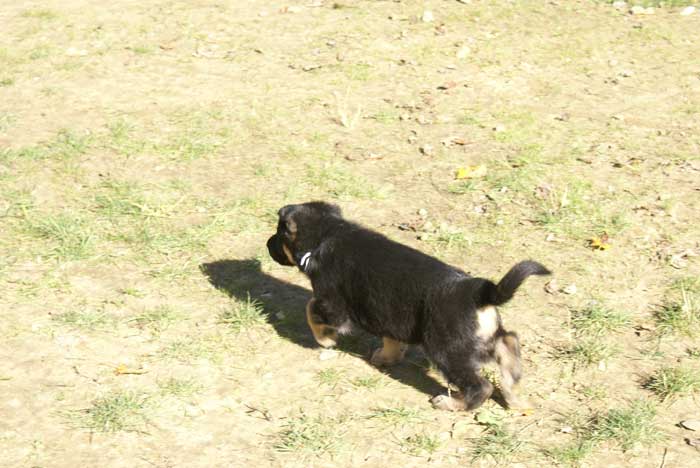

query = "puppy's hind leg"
370;337;407;367
306;298;338;348
494;331;530;410
429;351;494;411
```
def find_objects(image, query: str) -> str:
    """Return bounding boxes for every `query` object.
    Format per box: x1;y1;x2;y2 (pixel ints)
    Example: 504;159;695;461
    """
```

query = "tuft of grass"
571;303;629;336
22;9;58;20
589;400;663;451
129;305;181;335
471;425;524;463
369;406;425;425
0;77;14;87
655;278;699;336
316;368;344;387
560;338;618;368
27;213;94;260
66;391;151;433
275;414;345;456
52;309;115;330
644;366;700;401
351;375;384;389
306;164;380;200
158;334;229;364
546;440;595;467
94;180;146;217
218;295;267;332
401;432;441;457
158;377;204;398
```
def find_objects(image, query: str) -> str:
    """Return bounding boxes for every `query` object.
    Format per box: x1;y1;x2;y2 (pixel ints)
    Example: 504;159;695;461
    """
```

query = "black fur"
267;201;550;410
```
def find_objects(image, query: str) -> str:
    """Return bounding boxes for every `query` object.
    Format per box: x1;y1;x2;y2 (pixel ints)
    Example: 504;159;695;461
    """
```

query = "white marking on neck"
299;251;312;271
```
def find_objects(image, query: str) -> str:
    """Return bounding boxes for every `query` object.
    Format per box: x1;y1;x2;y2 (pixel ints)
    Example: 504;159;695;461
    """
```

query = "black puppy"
267;201;550;411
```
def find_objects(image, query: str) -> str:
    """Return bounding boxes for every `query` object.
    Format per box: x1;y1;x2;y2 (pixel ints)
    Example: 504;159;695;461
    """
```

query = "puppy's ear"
278;205;298;237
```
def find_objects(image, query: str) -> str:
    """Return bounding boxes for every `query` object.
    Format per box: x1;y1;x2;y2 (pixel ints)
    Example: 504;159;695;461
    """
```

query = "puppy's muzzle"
267;234;295;266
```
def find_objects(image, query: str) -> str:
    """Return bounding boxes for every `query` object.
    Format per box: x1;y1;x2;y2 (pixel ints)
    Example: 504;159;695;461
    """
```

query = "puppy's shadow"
200;258;444;397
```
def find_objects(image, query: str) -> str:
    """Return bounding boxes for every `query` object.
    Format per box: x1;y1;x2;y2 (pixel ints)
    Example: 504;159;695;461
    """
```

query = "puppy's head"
266;201;342;267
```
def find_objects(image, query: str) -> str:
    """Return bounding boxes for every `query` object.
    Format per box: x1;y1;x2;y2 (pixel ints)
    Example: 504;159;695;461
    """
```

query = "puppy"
267;201;550;411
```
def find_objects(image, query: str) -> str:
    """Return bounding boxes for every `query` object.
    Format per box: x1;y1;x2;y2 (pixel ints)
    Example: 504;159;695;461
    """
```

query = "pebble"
456;45;471;59
418;208;428;218
419;144;434;156
681;6;695;16
612;1;627;9
563;284;577;295
319;349;337;361
422;10;434;22
681;420;700;431
630;6;654;15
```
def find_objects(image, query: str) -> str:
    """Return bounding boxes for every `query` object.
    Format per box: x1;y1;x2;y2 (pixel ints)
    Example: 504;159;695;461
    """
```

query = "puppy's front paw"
315;328;338;348
430;394;466;412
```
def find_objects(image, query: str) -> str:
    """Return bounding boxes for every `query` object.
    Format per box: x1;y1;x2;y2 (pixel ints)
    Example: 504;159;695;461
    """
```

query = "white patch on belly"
337;320;353;335
476;305;498;340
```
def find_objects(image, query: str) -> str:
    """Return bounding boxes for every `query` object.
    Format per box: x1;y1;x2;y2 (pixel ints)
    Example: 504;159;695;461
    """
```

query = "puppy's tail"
475;260;551;307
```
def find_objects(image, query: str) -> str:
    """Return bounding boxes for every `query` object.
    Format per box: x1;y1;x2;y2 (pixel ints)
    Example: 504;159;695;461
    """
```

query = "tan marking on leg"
370;337;407;367
306;298;337;348
430;393;466;411
282;244;295;265
476;305;498;340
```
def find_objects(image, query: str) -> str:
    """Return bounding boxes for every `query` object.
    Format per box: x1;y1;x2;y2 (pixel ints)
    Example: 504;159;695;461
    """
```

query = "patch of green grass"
369;406;425;425
159;334;229;364
275;414;345;456
94;180;146;217
644;366;700;401
580;385;608;401
471;425;524;463
342;62;372;81
546;440;595;467
29;45;52;60
0;77;14;87
401;432;441;457
65;390;151;433
22;9;58;20
316;368;344;387
351;375;384;389
26;213;95;260
571;303;629;336
687;347;700;359
371;110;400;124
306;164;381;200
655;280;699;336
131;45;153;55
589;400;663;451
52;309;115;330
218;295;267;332
158;377;203;398
129;305;181;335
559;338;618;368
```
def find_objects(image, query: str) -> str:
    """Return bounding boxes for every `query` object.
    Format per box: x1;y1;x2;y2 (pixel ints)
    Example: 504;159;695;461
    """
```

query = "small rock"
630;5;645;15
418;208;428;218
688;438;700;450
422;10;434;22
65;47;88;56
563;284;577;295
452;420;471;437
597;360;607;371
680;420;700;431
560;425;573;434
419;144;434;156
456;45;471;59
319;349;337;361
422;221;436;233
680;6;696;16
407;135;418;144
544;280;559;294
493;124;505;132
612;1;626;9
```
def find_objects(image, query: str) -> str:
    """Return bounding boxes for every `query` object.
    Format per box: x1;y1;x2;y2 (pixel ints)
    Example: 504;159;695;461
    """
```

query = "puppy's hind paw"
430;394;466;412
315;330;338;348
370;344;407;367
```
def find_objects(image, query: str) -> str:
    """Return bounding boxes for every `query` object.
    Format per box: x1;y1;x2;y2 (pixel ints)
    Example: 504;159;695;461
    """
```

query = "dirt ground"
1;0;699;467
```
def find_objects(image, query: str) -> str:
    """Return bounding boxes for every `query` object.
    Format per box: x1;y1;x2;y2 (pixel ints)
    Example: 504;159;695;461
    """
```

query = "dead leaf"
588;233;611;251
455;165;487;179
681;420;700;431
114;364;147;375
